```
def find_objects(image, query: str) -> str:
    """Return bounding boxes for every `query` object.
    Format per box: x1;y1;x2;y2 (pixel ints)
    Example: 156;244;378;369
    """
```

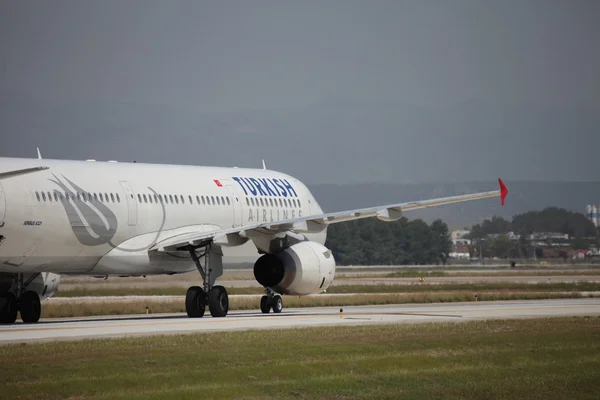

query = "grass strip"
54;282;600;297
2;317;600;399
42;291;586;318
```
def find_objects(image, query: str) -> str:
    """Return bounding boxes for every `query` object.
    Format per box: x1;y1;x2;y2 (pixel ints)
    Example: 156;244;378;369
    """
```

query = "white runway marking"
1;299;599;344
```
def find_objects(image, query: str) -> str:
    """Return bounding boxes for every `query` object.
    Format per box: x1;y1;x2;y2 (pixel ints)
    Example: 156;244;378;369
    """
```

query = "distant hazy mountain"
308;181;600;230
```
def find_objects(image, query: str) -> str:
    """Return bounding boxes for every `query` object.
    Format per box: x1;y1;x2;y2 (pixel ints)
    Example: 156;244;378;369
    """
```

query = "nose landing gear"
260;289;283;314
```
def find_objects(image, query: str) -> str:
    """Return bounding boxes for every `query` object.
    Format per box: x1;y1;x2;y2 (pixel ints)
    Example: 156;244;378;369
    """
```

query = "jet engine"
253;241;336;296
0;272;61;300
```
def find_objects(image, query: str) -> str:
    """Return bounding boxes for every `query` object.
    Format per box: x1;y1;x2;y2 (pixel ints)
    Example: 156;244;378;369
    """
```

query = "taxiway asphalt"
1;298;599;344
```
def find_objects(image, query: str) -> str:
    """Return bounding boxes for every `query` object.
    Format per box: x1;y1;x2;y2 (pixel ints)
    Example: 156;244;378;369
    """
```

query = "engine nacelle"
253;241;336;296
0;272;61;300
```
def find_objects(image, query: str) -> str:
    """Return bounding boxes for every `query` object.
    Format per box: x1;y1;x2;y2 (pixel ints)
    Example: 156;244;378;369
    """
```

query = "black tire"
185;286;206;318
208;286;229;318
260;295;270;314
0;293;18;324
271;295;283;314
19;291;41;323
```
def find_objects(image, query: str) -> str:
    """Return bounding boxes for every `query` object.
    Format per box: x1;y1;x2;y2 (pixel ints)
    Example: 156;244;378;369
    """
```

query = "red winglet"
498;178;508;206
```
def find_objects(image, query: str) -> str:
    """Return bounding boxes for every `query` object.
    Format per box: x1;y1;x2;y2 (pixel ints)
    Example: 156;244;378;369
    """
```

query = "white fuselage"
0;158;325;276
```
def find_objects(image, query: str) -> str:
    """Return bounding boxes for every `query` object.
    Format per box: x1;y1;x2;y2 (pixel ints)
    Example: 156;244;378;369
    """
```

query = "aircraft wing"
152;179;508;252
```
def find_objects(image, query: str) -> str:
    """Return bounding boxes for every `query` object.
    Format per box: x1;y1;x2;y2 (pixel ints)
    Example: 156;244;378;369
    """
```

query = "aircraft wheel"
185;286;206;318
271;295;283;314
260;295;271;314
0;293;18;324
208;286;229;318
19;291;41;323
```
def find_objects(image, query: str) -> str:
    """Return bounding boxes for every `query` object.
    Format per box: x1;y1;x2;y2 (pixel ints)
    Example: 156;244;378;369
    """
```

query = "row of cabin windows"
36;191;120;203
35;190;301;209
246;197;300;208
137;193;232;207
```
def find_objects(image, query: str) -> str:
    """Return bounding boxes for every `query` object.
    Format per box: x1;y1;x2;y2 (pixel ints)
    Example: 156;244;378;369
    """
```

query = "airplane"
0;156;508;323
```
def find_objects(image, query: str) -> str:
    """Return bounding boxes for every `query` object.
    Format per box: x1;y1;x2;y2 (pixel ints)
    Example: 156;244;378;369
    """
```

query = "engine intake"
253;241;336;296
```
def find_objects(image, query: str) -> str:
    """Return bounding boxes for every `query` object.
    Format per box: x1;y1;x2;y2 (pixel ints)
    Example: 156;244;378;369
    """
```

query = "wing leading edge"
152;179;508;252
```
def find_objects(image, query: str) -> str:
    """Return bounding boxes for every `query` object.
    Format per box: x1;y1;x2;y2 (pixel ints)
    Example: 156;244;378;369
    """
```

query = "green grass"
382;270;600;279
2;317;600;399
326;282;600;294
54;281;600;297
42;292;587;318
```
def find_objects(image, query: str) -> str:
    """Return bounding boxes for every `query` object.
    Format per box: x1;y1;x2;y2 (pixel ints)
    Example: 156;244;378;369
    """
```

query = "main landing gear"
260;289;283;314
186;244;229;318
0;274;42;324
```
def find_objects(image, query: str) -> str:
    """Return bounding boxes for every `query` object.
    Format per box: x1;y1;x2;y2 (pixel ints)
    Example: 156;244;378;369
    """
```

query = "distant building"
585;204;599;227
451;230;471;245
527;232;570;247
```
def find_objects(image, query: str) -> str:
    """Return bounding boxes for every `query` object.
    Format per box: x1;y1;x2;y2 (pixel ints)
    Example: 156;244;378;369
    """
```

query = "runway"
1;298;599;344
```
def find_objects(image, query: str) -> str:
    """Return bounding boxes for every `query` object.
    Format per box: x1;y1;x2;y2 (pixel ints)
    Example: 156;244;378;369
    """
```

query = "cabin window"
216;197;220;206
226;197;231;205
54;192;58;202
137;194;142;203
158;195;163;203
36;192;40;202
117;194;121;203
298;200;302;207
269;199;274;207
188;195;193;204
210;196;215;205
99;193;104;202
110;193;115;203
142;194;147;203
169;195;174;203
41;192;46;201
279;199;283;207
174;195;179;204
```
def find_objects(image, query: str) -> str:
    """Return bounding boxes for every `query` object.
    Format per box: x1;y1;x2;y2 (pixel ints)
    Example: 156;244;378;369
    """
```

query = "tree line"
325;217;452;265
467;207;597;239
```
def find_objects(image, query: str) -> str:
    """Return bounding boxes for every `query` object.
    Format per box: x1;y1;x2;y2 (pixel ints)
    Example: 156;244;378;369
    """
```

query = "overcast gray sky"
1;1;598;183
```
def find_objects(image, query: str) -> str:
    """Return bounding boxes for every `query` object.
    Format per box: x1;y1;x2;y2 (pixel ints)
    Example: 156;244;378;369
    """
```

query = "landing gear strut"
186;244;228;318
260;289;283;314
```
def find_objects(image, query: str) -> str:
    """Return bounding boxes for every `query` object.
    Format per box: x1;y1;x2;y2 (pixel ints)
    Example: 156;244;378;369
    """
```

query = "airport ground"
1;315;599;399
42;264;600;318
2;265;600;399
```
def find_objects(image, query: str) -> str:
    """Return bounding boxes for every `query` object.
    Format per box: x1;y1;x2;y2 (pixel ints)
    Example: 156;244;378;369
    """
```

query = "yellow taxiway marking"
2;303;599;335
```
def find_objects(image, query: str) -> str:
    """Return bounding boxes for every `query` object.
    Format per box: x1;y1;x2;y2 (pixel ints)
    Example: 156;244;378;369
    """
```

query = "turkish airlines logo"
50;175;118;246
